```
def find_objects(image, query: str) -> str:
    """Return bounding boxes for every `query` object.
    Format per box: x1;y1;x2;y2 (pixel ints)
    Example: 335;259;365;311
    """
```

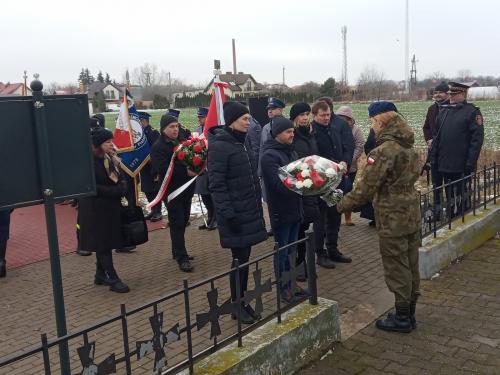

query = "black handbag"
121;206;148;246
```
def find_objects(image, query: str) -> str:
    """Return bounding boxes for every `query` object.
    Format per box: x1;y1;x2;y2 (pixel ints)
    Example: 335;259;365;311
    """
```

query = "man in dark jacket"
138;111;162;222
151;115;195;272
261;116;305;302
291;103;336;270
429;81;484;216
208;101;268;324
311;100;354;264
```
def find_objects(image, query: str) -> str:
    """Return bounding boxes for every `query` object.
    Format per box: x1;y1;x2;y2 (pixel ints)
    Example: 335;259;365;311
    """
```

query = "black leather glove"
226;217;241;233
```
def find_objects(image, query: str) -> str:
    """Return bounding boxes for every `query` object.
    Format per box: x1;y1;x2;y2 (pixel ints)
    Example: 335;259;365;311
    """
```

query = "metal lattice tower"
405;0;410;93
410;54;417;94
341;26;348;85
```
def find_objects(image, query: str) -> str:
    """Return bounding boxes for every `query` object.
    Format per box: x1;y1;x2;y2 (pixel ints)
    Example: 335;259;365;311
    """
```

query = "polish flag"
203;79;228;138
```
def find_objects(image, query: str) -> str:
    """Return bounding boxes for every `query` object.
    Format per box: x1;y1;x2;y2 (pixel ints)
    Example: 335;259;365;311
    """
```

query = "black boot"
207;217;217;231
106;268;130;293
231;303;255;324
376;305;412;333
244;304;261;320
328;248;352;263
316;250;336;269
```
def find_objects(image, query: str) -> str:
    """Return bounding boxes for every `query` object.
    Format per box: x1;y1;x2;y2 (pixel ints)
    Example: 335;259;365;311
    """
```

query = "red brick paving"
6;204;165;269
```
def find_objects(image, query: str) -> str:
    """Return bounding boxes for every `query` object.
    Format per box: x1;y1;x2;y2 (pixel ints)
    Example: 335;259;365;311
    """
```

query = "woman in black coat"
208;102;268;324
78;128;129;293
291;103;336;271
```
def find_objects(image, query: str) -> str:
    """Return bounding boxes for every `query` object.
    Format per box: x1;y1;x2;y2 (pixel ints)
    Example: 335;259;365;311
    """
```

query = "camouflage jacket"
337;114;421;237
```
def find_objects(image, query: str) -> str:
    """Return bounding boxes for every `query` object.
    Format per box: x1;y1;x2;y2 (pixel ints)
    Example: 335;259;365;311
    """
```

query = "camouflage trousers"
379;231;421;306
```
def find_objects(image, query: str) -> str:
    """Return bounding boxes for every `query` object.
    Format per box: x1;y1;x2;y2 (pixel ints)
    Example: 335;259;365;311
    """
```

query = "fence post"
494;162;497;205
483;165;487;210
274;243;282;324
40;334;51;375
234;259;243;348
120;304;132;375
305;226;318;305
473;170;477;215
461;174;465;222
183;279;194;375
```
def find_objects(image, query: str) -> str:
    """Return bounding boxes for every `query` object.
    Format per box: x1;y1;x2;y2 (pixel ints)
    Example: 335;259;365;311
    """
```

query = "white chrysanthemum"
302;179;313;188
296;180;304;189
299;163;309;171
325;168;337;178
286;162;298;172
301;169;310;178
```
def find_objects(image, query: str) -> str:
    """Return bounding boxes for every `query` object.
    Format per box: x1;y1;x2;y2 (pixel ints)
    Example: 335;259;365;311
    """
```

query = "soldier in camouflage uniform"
336;101;421;333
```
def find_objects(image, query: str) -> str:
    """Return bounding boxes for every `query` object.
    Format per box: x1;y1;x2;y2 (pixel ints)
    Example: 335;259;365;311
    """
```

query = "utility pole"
282;66;285;87
405;0;410;94
22;70;28;96
341;26;348;86
410;54;417;96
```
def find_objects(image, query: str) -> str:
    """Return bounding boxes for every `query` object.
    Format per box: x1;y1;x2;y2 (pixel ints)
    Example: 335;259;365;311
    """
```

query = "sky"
2;0;500;88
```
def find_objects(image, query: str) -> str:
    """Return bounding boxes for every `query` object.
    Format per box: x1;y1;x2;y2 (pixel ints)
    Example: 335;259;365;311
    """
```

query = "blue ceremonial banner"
114;90;151;177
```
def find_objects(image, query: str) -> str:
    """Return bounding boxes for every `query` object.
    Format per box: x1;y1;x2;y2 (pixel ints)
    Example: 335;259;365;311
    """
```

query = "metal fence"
420;163;499;238
0;231;318;375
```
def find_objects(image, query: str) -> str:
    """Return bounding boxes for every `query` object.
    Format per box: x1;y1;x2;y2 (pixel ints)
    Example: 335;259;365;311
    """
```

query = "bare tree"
357;66;387;100
130;63;169;87
457;69;472;81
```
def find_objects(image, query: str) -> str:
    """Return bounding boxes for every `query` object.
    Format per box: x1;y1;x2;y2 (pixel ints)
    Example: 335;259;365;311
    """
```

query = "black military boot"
106;268;130;293
376;305;412;333
94;262;113;286
231;303;255;324
316;250;336;269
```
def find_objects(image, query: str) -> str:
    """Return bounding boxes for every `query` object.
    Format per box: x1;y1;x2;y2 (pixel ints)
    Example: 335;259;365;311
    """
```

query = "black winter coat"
208;127;268;249
140;125;161;193
150;135;195;199
312;115;355;168
422;100;449;142
293;127;320;224
261;139;303;230
78;156;127;252
430;101;484;173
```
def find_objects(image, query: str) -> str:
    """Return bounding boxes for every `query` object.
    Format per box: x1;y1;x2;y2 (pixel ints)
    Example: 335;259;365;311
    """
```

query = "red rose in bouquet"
174;137;208;174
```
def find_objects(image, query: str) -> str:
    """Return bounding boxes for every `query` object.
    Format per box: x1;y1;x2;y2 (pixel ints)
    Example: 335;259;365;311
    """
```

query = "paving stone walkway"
0;209;384;374
299;237;500;375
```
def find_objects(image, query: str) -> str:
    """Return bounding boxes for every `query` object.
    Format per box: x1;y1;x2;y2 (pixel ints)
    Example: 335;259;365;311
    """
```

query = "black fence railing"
0;230;318;375
420;163;499;238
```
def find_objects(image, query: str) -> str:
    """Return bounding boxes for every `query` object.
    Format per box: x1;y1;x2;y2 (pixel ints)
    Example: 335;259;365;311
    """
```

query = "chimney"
232;38;237;75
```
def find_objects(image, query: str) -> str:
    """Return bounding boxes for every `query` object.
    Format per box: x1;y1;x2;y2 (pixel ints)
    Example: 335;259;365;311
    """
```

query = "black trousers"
145;191;162;215
166;192;192;262
433;171;469;216
297;222;310;265
95;250;118;279
314;199;342;252
200;194;215;223
230;247;251;302
0;240;7;260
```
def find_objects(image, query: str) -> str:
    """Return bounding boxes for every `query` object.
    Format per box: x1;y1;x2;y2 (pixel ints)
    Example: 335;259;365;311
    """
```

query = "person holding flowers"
151;114;196;272
208;101;268;324
335;101;421;333
291;103;337;271
261;116;307;303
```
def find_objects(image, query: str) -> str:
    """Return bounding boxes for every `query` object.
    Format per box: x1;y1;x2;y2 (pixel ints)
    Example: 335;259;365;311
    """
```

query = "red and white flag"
203;80;228;138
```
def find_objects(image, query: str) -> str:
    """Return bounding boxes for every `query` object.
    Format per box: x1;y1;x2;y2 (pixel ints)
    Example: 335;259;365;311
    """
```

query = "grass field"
103;100;500;150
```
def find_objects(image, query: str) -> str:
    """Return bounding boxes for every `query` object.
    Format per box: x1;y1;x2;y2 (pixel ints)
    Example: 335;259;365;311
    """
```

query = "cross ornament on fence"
76;341;116;375
136;311;180;372
243;268;272;316
196;288;233;339
280;252;305;300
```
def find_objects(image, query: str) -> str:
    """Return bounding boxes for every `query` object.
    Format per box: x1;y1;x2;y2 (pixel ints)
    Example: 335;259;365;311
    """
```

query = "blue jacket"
261;139;303;230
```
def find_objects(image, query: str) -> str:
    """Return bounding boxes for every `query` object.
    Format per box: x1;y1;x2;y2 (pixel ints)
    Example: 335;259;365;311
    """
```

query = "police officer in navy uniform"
194;107;217;230
430;81;484;216
138;111;162;222
167;108;191;140
259;97;286;167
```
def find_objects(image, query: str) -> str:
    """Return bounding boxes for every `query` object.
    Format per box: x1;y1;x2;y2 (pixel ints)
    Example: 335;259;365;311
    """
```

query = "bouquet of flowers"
278;155;346;206
174;136;207;174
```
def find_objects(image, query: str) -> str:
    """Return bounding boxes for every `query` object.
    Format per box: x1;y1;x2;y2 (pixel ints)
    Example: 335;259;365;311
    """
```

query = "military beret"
368;101;398;118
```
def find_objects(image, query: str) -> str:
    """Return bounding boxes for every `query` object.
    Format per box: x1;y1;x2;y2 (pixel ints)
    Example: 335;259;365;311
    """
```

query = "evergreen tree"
319;77;341;100
105;72;111;84
97;71;104;83
92;92;106;112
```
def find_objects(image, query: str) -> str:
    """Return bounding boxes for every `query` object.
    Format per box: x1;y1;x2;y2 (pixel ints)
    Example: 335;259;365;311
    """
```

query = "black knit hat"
271;116;294;137
434;82;449;93
91;127;113;147
160;114;178;131
289;102;311;121
223;101;249;126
